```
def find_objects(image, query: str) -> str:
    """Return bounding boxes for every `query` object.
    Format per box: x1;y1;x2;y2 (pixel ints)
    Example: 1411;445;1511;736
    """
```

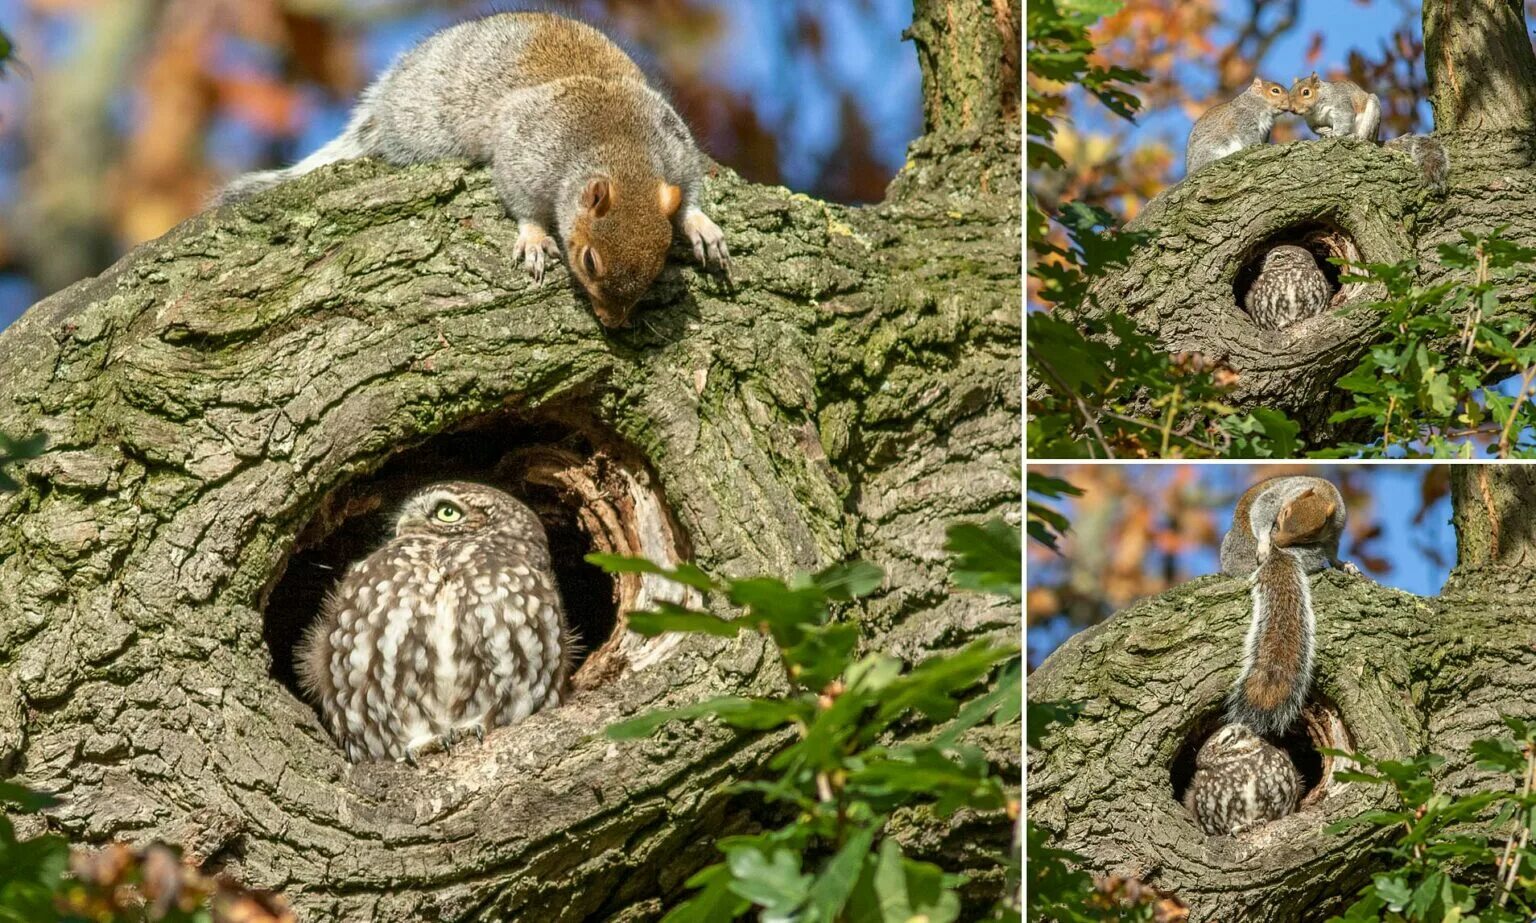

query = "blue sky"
1027;465;1456;667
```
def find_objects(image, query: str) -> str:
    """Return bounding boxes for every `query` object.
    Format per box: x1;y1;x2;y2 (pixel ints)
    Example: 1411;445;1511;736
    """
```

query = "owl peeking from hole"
1244;244;1333;331
296;481;574;762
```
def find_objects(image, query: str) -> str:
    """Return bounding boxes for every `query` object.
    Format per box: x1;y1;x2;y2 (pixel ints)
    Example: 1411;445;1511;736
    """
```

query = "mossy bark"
1028;466;1536;921
0;2;1022;920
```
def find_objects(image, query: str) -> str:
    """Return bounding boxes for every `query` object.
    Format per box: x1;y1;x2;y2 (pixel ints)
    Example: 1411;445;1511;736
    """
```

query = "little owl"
1244;244;1331;330
297;481;571;762
1184;723;1300;835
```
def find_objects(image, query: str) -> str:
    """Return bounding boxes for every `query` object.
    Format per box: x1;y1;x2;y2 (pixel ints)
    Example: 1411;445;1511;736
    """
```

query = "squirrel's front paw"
512;222;561;284
681;207;731;276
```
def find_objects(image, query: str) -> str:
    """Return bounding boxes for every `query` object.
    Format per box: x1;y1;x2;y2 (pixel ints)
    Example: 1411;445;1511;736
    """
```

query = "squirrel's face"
1287;74;1320;112
1250;77;1290;110
569;178;681;328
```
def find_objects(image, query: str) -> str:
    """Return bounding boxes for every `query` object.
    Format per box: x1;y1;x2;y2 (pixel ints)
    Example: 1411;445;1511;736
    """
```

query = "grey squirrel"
1186;74;1448;191
1288;74;1381;140
216;12;730;329
1185;77;1291;174
1219;476;1348;738
1290;73;1449;191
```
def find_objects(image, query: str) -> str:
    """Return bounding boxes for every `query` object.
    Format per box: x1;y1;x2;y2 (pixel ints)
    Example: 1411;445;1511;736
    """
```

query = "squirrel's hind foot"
513;222;561;284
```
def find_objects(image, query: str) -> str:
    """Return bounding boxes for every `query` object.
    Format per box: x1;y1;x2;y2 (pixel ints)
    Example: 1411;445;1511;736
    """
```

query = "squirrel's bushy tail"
1226;548;1314;737
211;105;380;205
1384;134;1449;191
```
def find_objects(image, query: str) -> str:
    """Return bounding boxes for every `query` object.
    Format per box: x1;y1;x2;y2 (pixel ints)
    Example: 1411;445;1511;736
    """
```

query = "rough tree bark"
1051;0;1536;443
0;3;1021;921
1028;465;1536;921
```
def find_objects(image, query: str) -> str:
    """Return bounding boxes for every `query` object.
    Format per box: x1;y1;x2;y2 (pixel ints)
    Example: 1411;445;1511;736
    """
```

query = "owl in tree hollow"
297;481;571;762
1183;723;1300;835
1243;244;1331;331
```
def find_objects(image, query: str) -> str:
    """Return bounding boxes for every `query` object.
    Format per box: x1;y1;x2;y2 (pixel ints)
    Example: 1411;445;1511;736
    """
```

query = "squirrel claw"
682;208;731;279
513;223;560;285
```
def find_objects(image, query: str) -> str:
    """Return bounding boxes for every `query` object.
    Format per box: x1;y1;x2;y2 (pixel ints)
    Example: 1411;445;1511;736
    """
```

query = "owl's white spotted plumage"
1184;723;1300;835
1244;245;1331;331
297;481;570;762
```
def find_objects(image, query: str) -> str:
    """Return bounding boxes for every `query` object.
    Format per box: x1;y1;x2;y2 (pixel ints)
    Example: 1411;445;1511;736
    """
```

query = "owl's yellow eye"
434;502;464;523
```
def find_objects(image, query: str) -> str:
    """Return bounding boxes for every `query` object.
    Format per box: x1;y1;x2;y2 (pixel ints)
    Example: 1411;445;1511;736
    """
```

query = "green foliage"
0;778;289;921
1026;472;1080;554
1324;717;1536;921
1028;310;1302;458
0;784;69;923
1320;230;1536;458
945;518;1021;600
0;27;20;79
0;782;223;922
1025;1;1297;459
590;522;1022;923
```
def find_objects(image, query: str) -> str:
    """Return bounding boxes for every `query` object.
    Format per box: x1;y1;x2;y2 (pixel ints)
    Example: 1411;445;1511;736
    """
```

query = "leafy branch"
1320;230;1536;458
589;521;1022;923
1324;717;1536;921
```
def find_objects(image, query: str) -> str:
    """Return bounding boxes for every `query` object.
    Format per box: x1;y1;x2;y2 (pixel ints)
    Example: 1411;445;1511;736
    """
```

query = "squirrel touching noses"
217;12;730;329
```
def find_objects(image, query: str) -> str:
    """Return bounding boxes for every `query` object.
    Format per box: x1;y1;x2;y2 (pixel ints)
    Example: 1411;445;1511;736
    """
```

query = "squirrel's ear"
658;183;683;217
582;178;612;218
1251;77;1263;91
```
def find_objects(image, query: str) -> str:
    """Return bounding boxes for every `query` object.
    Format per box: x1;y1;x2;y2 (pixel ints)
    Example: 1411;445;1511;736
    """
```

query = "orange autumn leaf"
213;74;305;134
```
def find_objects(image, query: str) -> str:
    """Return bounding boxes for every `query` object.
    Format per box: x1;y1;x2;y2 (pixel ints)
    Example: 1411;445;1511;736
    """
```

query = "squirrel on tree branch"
216;12;731;329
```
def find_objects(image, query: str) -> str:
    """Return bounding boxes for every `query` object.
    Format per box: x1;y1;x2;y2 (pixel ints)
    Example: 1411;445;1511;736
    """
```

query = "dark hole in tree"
260;416;621;701
1170;700;1347;813
1232;220;1363;315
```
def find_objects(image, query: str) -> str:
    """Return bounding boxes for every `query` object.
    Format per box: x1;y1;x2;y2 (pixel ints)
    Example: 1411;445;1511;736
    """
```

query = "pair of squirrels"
1186;74;1447;188
217;12;730;329
1185;475;1353;836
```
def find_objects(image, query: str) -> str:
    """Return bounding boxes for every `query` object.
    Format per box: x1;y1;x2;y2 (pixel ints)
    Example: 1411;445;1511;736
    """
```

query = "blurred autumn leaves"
0;0;918;313
1025;465;1454;668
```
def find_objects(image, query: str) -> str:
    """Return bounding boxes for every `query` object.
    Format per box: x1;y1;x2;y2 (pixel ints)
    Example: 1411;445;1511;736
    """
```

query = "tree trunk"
1049;0;1536;444
1027;465;1536;921
0;3;1022;920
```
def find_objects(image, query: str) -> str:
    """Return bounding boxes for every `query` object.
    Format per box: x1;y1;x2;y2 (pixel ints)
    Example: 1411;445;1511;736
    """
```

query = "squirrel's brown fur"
1221;478;1347;737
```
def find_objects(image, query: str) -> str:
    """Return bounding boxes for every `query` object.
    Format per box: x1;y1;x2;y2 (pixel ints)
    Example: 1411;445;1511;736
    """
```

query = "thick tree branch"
1054;129;1536;443
907;0;1020;141
0;133;1018;923
1450;465;1536;575
0;6;1022;916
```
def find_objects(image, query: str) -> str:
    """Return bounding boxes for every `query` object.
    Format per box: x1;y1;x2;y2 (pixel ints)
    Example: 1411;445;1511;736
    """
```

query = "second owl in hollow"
297;481;571;762
1244;245;1332;331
